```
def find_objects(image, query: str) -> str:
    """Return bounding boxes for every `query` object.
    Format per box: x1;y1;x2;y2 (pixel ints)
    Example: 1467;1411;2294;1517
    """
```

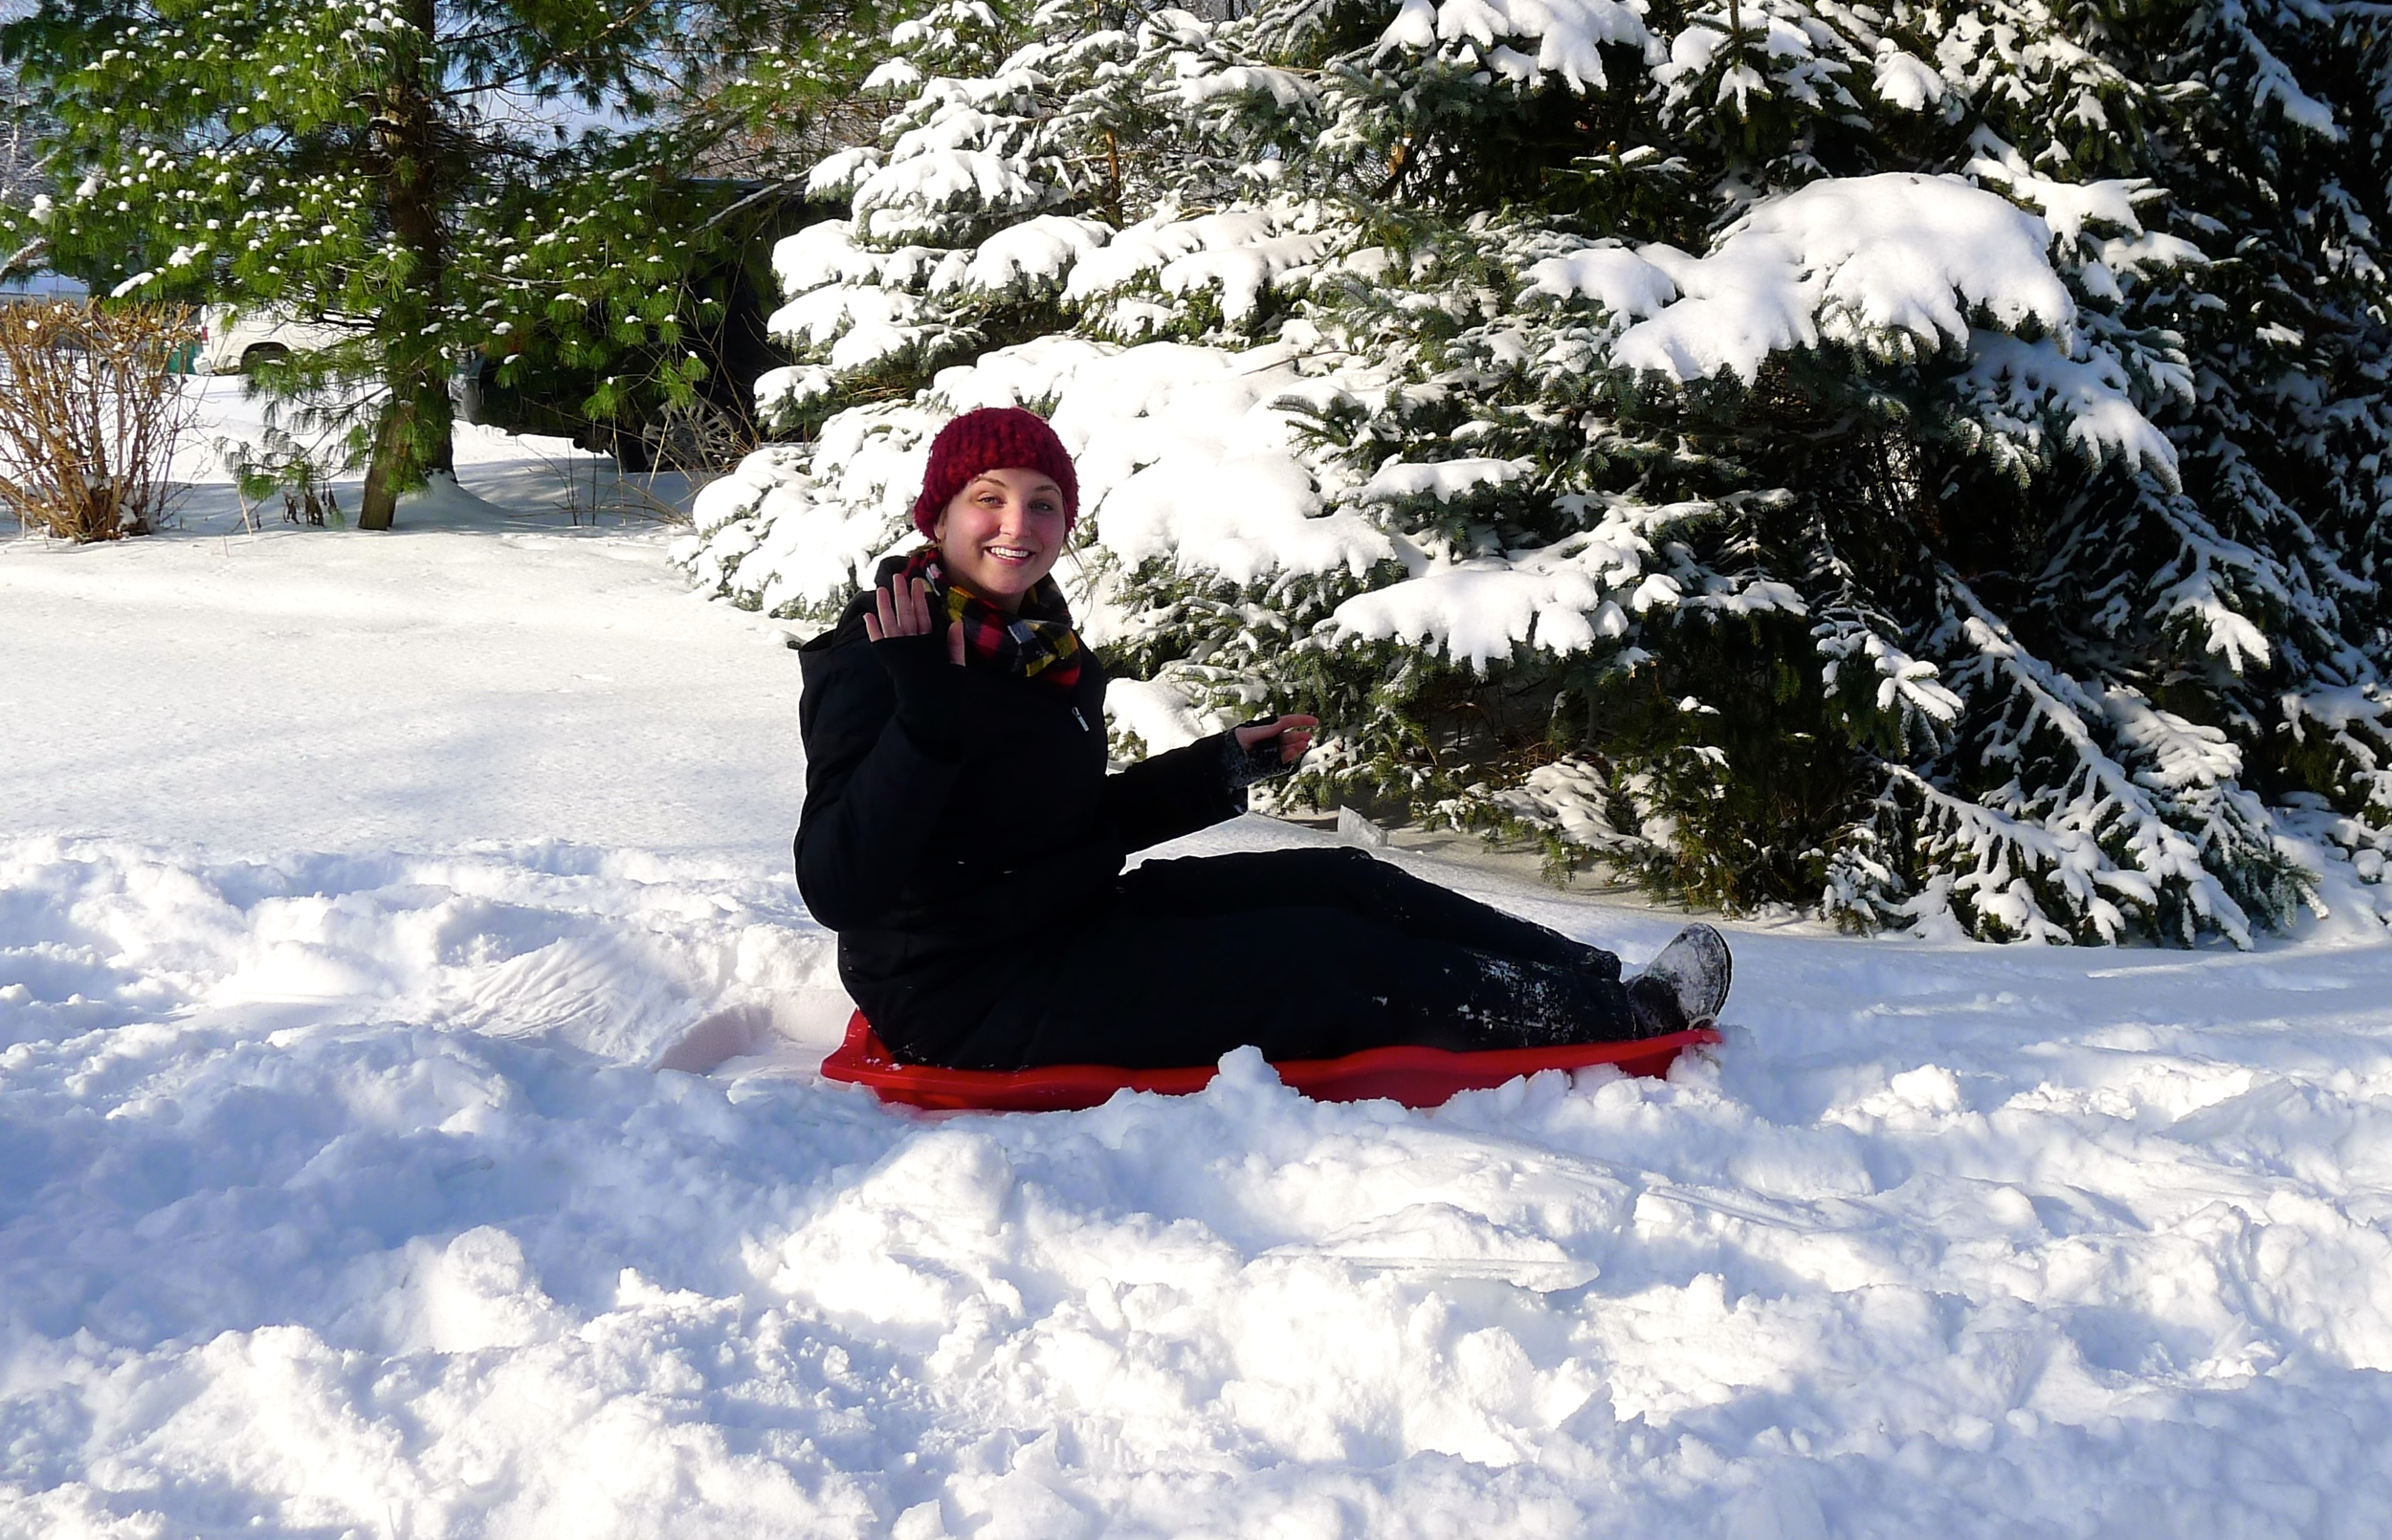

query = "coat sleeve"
793;638;967;932
1100;733;1246;854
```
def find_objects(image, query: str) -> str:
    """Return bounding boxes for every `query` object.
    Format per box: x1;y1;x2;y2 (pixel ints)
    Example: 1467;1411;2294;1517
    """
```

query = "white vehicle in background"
194;305;355;374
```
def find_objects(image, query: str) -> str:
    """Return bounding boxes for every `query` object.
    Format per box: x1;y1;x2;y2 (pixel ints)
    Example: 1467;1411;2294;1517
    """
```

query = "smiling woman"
794;407;1734;1070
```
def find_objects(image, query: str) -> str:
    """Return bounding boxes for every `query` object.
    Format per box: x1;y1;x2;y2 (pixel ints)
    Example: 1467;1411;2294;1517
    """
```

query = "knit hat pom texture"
910;407;1081;538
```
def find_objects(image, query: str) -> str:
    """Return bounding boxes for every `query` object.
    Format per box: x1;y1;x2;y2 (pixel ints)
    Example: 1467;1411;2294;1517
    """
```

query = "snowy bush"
675;0;2392;946
0;301;198;540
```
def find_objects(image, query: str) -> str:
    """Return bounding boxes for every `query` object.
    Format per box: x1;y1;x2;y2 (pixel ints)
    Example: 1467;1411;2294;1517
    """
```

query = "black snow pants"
946;846;1638;1070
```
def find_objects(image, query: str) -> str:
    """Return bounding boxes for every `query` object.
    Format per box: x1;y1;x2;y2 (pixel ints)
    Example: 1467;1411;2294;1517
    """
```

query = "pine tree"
676;0;2392;946
0;0;803;525
1;60;55;238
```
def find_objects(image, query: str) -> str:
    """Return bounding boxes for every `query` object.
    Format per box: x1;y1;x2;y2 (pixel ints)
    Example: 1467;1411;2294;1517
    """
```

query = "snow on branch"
1376;0;1657;92
2284;685;2392;813
1330;553;1613;671
768;284;934;369
1958;334;2179;486
772;221;888;296
1653;0;1866;120
1872;48;1946;113
1963;150;2156;245
1104;455;1390;585
853;149;1047;242
1881;767;2133;945
1478;757;1650;857
1352;457;1531;504
1066;210;1332;329
2140;494;2284;674
929;333;1120;416
1814;608;1963;731
961;214;1113;298
1165;55;1317;111
1520;243;1678;321
1326;500;1714;672
753;364;837;417
2228;13;2343;139
673;414;936;620
806;148;884;199
1933;571;2284;946
1611;173;2076;382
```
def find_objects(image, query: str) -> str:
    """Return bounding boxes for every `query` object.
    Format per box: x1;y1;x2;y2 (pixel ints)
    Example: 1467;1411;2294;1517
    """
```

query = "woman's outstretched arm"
1100;715;1318;854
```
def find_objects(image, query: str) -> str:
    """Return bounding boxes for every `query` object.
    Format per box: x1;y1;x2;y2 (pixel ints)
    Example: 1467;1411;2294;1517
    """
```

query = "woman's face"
934;467;1069;611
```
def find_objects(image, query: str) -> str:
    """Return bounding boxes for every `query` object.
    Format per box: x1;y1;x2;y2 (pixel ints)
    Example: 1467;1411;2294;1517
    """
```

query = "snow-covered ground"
6;384;2392;1537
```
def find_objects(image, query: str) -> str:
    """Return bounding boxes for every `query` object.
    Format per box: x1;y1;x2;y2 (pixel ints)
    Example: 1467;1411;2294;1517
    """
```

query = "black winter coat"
795;571;1246;1062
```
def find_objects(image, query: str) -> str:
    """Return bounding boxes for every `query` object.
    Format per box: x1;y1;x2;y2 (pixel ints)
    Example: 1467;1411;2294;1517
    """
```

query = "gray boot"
1626;923;1733;1037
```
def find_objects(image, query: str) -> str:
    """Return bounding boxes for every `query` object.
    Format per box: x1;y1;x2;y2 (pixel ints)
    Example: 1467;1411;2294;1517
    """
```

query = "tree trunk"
361;383;447;533
358;0;450;532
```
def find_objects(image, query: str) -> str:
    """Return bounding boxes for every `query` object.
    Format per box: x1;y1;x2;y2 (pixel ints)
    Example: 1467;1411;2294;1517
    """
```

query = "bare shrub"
0;301;200;541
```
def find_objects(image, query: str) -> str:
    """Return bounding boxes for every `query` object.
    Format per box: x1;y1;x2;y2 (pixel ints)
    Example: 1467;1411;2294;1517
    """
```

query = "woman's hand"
1232;714;1318;767
862;575;965;667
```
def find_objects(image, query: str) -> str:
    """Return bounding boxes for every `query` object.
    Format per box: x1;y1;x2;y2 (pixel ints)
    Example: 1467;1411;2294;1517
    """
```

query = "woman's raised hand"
862;576;965;667
1232;714;1319;766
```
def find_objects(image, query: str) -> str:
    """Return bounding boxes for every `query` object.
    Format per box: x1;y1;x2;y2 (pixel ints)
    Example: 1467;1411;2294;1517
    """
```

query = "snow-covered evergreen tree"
676;0;2392;945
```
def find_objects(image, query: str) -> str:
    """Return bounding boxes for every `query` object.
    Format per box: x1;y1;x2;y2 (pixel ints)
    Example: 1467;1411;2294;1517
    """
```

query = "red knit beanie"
909;407;1080;538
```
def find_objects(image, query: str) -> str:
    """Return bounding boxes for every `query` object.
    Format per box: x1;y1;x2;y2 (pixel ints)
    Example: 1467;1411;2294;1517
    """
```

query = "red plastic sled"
821;1010;1720;1112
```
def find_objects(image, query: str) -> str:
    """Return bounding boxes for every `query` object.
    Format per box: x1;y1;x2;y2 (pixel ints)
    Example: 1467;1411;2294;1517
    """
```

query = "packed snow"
8;383;2392;1536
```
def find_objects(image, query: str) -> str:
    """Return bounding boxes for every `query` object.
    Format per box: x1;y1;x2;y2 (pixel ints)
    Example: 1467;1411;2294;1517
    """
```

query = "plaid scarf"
896;546;1083;692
